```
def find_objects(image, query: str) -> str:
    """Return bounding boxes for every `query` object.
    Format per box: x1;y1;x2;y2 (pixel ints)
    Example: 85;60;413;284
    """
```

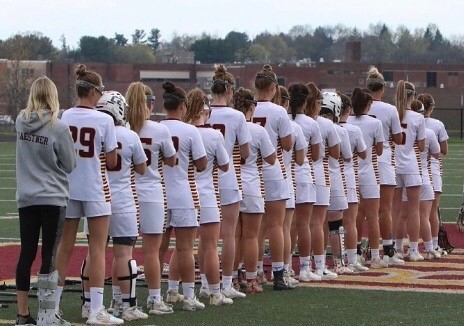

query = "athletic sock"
346;249;357;265
299;256;310;272
382;239;394;257
84;292;91;305
424;240;434;252
271;262;284;272
148;289;161;303
257;261;264;273
90;287;104;316
246;271;257;281
238;262;243;270
314;255;325;271
182;282;195;300
283;263;290;272
432;236;439;249
54;286;64;314
112;286;121;304
200;274;208;288
371;249;380;260
232;270;239;278
121;294;130;309
168;280;180;292
209;283;221;295
394;239;404;251
222;275;233;290
409;242;419;254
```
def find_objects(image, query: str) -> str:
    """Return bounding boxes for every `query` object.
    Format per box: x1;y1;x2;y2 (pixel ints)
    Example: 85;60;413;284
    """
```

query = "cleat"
232;277;242;292
256;270;269;285
298;270;322;282
166;290;184;304
106;300;122;315
209;292;233;306
147;299;173;315
370;258;388;269
426;250;442;259
198;286;211;299
383;254;405;266
347;263;369;273
273;269;295;290
222;287;246;299
15;313;37;326
81;305;90;319
246;280;263;294
409;252;425;262
315;268;338;280
182;296;205;311
334;265;356;275
86;308;124;325
356;254;366;265
284;271;299;286
121;306;148;321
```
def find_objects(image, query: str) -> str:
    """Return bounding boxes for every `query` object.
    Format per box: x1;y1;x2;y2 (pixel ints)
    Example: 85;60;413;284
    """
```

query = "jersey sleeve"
375;120;385;143
160;125;176;158
355;127;367;153
190;127;207;160
417;116;426;141
278;109;294;139
438;121;449;142
259;127;276;158
55;126;77;174
104;118;118;153
294;126;307;151
428;131;440;155
340;131;352;160
327;123;341;147
310;121;323;145
236;114;252;146
132;133;148;165
215;134;230;166
390;109;402;136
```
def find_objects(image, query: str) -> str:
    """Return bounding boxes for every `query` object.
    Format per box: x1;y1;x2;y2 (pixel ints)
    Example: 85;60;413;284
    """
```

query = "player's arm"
417;139;425;153
328;143;340;160
375;141;383;156
280;134;293;152
218;162;229;172
310;143;320;162
194;156;207;172
357;150;367;160
106;149;117;169
264;152;276;165
392;132;402;145
134;162;146;175
440;140;448;156
163;154;176;167
240;143;250;160
294;148;305;166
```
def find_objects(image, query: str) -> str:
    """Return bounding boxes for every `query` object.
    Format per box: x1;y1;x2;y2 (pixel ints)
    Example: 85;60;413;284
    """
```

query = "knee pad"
118;259;138;307
328;219;343;233
80;260;89;306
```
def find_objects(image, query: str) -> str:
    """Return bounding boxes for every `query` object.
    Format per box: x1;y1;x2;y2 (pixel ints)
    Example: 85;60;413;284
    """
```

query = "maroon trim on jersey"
256;100;270;102
210;105;229;108
196;124;211;128
76;105;94;110
164;118;181;121
339;121;347;124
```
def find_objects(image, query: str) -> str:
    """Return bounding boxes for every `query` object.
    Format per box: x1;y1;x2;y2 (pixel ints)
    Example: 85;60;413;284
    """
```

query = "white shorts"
295;183;316;204
66;200;111;219
396;174;422;188
109;212;138;238
264;180;290;202
199;207;220;224
359;184;380;199
328;189;348;211
314;185;330;206
139;202;165;234
378;163;396;186
286;193;296;209
431;174;442;193
220;189;242;206
166;209;199;228
240;195;265;214
347;187;358;204
401;184;435;202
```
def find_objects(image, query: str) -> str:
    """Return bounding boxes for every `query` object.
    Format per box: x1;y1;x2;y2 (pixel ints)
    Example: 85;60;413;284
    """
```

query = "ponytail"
126;82;149;134
396;80;415;122
288;83;309;120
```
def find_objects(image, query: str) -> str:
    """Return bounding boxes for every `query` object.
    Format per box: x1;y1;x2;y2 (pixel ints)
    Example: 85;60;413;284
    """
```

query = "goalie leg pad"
118;259;138;307
80;259;89;306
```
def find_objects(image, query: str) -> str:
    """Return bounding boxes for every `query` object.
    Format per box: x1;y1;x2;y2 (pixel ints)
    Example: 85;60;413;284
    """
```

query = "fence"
433;108;464;139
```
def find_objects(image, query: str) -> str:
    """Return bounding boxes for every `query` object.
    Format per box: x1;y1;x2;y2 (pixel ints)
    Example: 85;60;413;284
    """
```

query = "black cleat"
15;313;37;325
273;270;294;291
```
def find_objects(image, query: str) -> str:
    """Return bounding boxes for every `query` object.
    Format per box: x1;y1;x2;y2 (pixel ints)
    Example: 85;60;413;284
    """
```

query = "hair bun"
352;87;364;97
367;66;380;78
162;81;176;93
76;64;87;77
214;64;227;74
263;64;273;72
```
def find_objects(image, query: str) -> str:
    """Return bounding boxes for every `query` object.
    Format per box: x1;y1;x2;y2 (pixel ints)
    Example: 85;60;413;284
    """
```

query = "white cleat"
284;271;300;286
334;264;356;275
166;290;184;304
383;254;405;266
298;270;322;282
370;258;388;269
198;286;211;299
409;252;425;262
222;287;246;299
85;308;124;325
182;296;205;311
121;306;148;321
81;305;90;319
315;268;338;280
347;262;370;273
209;292;233;306
426;250;442;259
147;299;173;315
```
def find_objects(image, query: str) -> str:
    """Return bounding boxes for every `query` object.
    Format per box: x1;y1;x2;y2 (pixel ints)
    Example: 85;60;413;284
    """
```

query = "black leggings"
16;205;65;291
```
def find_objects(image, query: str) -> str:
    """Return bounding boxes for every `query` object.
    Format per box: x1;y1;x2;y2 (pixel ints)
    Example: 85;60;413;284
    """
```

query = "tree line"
0;23;463;64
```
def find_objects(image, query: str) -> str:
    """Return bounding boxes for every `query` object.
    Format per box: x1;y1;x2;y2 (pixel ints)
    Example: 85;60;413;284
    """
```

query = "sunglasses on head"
95;85;105;96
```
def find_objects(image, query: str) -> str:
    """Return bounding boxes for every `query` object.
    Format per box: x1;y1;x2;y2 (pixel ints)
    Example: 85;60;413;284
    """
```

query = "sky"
0;0;463;48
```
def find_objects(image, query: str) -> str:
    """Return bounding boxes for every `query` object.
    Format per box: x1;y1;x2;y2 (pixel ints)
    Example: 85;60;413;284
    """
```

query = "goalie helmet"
96;91;128;123
321;92;342;122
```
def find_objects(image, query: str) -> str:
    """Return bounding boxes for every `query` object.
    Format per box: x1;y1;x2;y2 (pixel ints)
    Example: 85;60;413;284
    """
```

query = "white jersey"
368;100;402;166
61;106;118;201
425;117;449;176
329;124;352;192
292;114;322;185
196;125;229;208
160;119;206;209
135;120;176;203
313;116;340;187
241;122;275;197
347;115;384;185
422;128;440;185
283;121;307;194
107;126;147;213
395;110;426;175
253;101;293;181
208;105;251;192
339;122;367;189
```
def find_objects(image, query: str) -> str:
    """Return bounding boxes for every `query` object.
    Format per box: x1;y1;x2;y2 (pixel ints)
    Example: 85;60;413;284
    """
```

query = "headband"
76;79;100;89
163;93;187;103
256;73;277;84
366;77;386;86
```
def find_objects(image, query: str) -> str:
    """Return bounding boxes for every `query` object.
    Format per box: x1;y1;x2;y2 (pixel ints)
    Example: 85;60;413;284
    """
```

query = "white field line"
0;187;15;190
0;215;18;220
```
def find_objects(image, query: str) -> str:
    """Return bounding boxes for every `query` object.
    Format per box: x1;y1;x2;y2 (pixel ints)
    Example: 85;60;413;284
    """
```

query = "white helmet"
96;91;128;123
321;92;341;122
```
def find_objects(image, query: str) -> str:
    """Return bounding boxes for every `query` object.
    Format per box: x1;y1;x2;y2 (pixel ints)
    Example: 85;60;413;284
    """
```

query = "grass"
0;140;464;325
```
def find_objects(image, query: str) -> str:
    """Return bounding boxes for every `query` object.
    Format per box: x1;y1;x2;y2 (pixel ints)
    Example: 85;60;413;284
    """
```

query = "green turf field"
0;140;463;325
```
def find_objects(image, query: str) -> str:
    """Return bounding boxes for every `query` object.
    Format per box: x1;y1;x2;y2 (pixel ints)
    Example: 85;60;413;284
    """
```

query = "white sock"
232;270;239;278
383;239;393;246
283;263;290;272
222;275;233;290
54;286;63;314
371;249;380;260
168;280;180;292
200;274;208;288
299;256;310;271
257;261;264;272
122;293;130;308
409;242;419;254
209;283;220;294
346;249;357;265
148;289;161;303
112;286;121;303
314;255;325;271
90;287;104;316
424;240;434;252
182;282;195;299
246;271;257;280
271;262;284;272
238;262;243;270
394;239;403;251
432;236;439;249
